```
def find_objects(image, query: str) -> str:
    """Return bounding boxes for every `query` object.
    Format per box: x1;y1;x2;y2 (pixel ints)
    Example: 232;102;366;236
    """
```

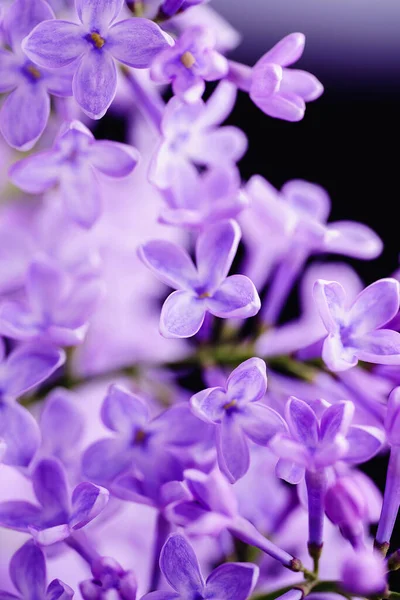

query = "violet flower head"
0;341;65;467
0;0;73;150
314;277;400;371
149;81;247;189
9;120;140;228
80;557;137;600
270;397;385;485
191;358;286;482
340;548;387;596
138;220;260;338
0;540;73;600
151;26;228;103
142;533;259;600
0;257;103;346
22;0;173;119
0;457;109;545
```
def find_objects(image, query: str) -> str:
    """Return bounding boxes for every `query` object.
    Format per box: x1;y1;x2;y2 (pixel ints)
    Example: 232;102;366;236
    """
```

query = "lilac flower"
138;220;260;338
0;0;73;150
9;121;140;228
0;257;103;346
0;457;109;544
0;540;73;600
160;166;248;229
22;0;173;119
142;533;259;600
0;341;65;467
149;82;247;189
340;548;387;596
191;358;286;482
228;33;323;121
151;26;228;103
314;278;400;371
80;557;137;600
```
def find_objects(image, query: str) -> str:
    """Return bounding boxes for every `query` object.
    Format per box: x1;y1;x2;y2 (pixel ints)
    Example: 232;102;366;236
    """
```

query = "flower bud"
340;549;387;596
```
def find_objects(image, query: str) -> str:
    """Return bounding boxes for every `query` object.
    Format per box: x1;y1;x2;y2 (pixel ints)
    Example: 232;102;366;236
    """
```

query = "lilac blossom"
149;82;247;189
0;0;73;150
151;26;228;102
191;358;286;482
80;557;137;600
314;277;400;371
9;121;140;228
138;220;260;338
0;457;109;545
0;341;65;467
340;548;387;596
227;33;323;121
142;533;259;600
22;0;173;119
0;257;103;346
0;540;73;600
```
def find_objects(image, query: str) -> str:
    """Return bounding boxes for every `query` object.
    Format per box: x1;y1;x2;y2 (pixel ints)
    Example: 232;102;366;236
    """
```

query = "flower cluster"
0;1;399;600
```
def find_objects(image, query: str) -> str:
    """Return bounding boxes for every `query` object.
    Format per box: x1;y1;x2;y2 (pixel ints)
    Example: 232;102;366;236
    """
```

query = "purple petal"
0;501;41;531
188;126;248;165
160;291;206;338
26;258;67;317
355;330;400;365
345;426;385;464
44;66;73;97
101;384;149;434
240;403;286;445
0;402;40;467
324;221;383;259
107;18;172;68
207;275;261;318
198;81;238;128
9;150;61;193
196;220;240;292
349;279;400;335
205;562;259;600
73;51;117;119
190;387;227;423
46;579;74;600
76;0;124;28
269;433;310;467
22;20;86;68
32;458;70;524
226;358;267;403
250;63;282;103
185;469;237;517
322;334;358;372
160;534;204;595
138;241;197;291
10;541;46;598
254;92;305;122
217;416;250;483
82;438;132;485
60;162;101;228
285;396;319;447
89;140;139;177
313;279;347;334
0;592;20;600
0;83;50;151
141;593;179;600
280;69;323;101
0;50;19;93
2;342;65;398
320;401;355;443
4;0;54;49
69;482;109;529
31;524;71;546
151;403;211;446
261;33;305;67
275;458;305;484
282;178;331;221
386;387;400;445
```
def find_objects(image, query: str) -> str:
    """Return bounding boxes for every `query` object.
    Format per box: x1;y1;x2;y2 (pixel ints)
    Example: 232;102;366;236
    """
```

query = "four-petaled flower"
80;556;138;600
138;220;260;338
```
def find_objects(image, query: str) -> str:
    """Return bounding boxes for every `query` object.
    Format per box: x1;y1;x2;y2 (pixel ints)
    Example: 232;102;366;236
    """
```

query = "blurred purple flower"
80;557;137;600
138;220;260;338
340;548;387;596
9;121;140;228
314;278;400;371
22;0;173;119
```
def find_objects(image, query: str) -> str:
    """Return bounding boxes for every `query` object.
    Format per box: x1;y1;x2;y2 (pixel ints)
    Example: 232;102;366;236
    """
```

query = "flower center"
198;292;210;299
90;32;105;49
223;400;237;410
181;51;196;69
25;64;42;80
134;428;147;444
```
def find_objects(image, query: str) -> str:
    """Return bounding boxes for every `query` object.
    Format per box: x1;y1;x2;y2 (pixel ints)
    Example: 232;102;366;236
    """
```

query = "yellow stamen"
181;51;196;69
199;292;210;299
223;400;237;410
134;1;145;16
134;429;146;444
90;32;105;49
26;65;41;79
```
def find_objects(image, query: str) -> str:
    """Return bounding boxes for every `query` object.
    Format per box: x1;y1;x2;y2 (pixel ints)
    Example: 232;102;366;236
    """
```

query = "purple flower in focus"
138;220;260;338
149;82;247;189
0;340;65;467
9;121;140;228
22;0;173;119
314;278;400;371
0;540;73;600
228;33;323;122
80;557;137;600
0;457;109;545
340;548;387;596
191;358;286;482
142;533;259;600
151;26;228;102
0;257;103;346
0;0;73;150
